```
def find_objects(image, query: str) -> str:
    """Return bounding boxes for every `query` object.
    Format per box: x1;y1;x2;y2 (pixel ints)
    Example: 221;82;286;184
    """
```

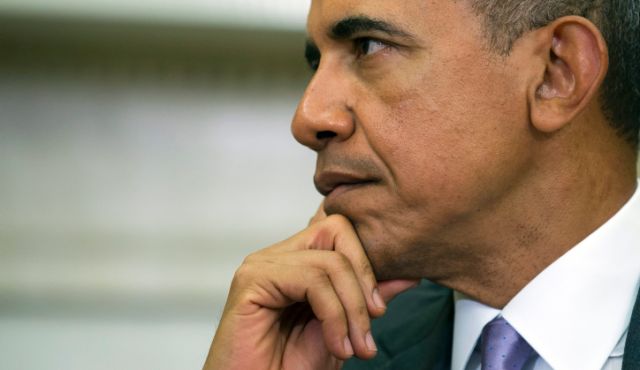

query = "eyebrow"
304;15;415;70
330;16;415;40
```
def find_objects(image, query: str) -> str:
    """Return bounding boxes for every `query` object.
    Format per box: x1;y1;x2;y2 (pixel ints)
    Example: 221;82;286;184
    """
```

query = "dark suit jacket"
343;280;640;370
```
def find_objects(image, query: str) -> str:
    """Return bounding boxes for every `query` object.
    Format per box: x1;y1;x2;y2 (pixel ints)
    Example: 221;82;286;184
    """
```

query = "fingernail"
343;337;354;356
372;288;386;310
365;331;377;352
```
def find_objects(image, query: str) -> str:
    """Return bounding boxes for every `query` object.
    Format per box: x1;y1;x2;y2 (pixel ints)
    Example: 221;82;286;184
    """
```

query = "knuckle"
306;266;328;284
323;301;347;323
341;295;369;321
323;315;348;343
241;251;260;265
355;303;369;319
232;263;253;283
360;259;374;277
325;214;350;229
346;303;371;332
328;252;352;272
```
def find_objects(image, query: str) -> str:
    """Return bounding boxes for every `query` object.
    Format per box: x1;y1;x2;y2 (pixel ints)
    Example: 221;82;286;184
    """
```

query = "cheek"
373;92;475;201
368;62;530;217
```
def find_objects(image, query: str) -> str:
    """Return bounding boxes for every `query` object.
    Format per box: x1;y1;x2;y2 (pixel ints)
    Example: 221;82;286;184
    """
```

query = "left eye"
355;38;387;57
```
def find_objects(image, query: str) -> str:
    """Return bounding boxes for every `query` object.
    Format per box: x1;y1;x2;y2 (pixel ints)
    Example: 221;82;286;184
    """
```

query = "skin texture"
205;213;419;369
205;0;638;368
293;0;636;305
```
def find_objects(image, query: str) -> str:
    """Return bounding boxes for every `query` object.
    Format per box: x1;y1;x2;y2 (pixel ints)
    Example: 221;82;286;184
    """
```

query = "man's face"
292;0;535;281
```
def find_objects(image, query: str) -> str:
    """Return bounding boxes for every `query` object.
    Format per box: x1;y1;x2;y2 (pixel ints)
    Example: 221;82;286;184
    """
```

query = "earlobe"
529;16;608;134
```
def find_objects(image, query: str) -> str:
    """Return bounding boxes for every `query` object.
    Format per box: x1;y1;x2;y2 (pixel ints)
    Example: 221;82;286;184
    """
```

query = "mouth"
314;171;379;197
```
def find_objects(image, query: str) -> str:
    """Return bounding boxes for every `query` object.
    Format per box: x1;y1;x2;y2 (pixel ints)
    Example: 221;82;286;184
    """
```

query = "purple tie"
480;317;535;370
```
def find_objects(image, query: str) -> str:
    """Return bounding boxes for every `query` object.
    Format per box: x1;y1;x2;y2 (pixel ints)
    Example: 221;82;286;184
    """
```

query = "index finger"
266;214;385;318
323;215;387;318
308;200;327;226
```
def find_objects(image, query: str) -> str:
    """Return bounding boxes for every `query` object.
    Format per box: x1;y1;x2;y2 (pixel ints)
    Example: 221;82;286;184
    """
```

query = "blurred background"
0;1;320;369
2;2;640;370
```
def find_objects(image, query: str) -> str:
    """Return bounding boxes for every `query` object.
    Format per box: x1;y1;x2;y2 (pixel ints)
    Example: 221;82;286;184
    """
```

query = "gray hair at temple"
468;0;640;149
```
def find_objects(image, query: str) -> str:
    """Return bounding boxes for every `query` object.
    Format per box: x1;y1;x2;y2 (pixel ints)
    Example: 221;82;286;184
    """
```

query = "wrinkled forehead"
306;0;431;39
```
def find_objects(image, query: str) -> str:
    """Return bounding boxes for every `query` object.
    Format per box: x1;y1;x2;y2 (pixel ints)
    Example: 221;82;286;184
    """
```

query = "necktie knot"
480;317;534;370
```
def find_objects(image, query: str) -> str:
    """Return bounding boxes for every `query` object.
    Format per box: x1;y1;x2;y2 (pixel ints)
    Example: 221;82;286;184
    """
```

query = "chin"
328;202;437;280
357;216;455;283
355;225;417;280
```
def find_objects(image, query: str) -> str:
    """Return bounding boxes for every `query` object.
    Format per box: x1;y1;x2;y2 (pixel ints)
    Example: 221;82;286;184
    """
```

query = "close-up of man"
204;0;640;369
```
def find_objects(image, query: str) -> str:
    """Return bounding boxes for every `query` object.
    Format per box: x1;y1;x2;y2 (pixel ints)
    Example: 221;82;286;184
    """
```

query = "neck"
440;126;638;308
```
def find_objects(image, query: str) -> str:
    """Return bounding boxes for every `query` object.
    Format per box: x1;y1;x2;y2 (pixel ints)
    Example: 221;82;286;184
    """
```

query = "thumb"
377;279;421;304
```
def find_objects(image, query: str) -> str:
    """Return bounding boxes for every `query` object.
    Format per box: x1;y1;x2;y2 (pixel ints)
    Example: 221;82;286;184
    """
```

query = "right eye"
305;43;321;72
354;37;389;58
308;58;320;72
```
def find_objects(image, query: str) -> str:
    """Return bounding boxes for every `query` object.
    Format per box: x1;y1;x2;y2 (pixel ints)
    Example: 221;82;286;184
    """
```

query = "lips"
314;171;378;197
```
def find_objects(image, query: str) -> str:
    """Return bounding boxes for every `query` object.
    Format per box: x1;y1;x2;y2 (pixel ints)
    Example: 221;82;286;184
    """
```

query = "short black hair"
468;0;640;149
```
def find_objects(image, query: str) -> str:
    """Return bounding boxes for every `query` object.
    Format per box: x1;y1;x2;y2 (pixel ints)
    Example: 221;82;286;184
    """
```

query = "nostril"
316;131;337;140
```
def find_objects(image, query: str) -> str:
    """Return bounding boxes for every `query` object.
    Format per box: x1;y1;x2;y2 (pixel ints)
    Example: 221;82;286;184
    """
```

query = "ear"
528;16;609;133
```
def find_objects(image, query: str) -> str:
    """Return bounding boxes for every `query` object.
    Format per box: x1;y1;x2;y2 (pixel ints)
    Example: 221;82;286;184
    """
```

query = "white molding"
0;0;311;30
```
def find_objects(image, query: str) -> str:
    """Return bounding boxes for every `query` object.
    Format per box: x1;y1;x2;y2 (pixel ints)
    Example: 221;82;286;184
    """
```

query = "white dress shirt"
452;182;640;370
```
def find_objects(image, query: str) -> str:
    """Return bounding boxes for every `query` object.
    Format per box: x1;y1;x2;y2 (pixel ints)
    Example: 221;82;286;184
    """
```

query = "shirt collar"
452;182;640;370
452;292;499;370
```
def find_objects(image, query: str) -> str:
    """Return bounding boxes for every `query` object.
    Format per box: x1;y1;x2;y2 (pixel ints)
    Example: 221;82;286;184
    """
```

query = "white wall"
1;3;638;369
0;54;321;370
0;0;310;30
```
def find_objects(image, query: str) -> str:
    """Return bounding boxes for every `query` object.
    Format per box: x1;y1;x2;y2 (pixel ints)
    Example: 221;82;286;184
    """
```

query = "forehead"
308;0;427;32
307;0;476;42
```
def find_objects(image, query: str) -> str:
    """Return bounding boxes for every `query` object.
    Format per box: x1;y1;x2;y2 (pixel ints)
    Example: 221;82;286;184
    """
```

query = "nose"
291;64;355;151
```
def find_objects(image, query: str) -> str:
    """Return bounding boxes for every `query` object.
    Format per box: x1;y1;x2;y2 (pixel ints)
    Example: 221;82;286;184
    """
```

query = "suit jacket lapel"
623;288;640;369
343;280;454;370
